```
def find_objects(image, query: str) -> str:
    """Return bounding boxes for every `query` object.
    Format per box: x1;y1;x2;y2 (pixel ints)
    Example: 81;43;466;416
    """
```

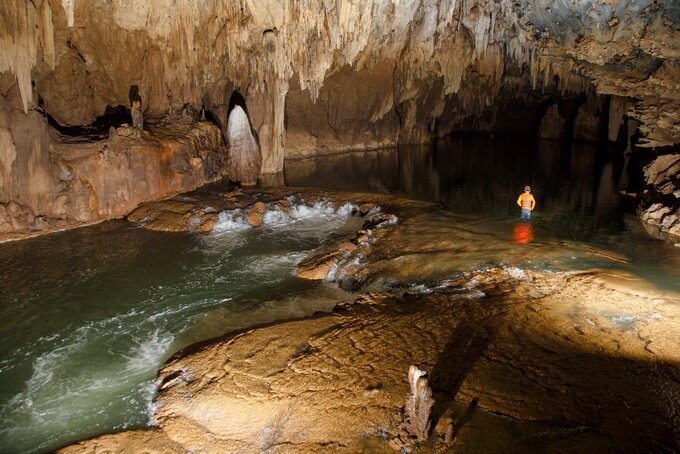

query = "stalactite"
61;0;75;27
0;0;56;113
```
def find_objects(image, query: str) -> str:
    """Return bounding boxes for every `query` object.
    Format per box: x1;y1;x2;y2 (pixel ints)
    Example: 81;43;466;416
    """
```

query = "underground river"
1;137;679;453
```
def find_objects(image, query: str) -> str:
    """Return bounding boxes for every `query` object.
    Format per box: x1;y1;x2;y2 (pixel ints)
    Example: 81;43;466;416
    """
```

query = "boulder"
644;154;680;195
246;201;267;227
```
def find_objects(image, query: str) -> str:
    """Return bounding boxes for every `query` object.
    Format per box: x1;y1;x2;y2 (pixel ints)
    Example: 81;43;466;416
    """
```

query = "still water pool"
1;137;678;453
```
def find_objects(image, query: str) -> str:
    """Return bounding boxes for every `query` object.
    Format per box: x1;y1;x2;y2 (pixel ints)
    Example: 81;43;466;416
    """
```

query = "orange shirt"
517;193;536;210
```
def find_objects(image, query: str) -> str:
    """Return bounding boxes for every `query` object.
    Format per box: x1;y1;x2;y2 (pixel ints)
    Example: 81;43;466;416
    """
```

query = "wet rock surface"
58;430;184;454
60;190;680;453
640;154;680;242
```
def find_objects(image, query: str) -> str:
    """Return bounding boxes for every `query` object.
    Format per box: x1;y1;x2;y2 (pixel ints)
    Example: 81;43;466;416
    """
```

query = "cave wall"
3;0;678;152
285;62;401;157
1;0;679;236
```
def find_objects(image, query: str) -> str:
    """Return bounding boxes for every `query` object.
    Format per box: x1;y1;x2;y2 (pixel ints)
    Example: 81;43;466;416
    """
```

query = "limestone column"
247;29;289;175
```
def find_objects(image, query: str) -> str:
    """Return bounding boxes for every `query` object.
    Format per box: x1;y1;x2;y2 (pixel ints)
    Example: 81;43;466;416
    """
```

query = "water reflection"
285;137;679;290
513;223;533;245
285;138;629;231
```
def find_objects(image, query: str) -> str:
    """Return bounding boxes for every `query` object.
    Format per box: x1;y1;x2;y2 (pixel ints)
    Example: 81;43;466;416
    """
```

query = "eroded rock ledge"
640;153;680;243
59;267;680;453
0;120;226;240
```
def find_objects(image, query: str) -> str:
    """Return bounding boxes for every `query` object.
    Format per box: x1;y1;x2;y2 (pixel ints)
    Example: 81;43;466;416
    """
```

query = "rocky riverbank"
58;189;680;453
639;153;680;244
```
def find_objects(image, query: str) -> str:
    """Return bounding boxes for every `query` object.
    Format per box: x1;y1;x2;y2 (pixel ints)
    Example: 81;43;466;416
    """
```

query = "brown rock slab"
246;201;267;227
56;429;184;454
147;269;680;452
56;265;680;452
127;200;197;232
296;251;339;280
338;241;357;252
197;213;219;232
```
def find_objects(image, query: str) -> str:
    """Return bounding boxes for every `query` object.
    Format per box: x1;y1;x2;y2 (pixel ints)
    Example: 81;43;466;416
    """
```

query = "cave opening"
227;90;248;117
43;104;132;139
201;109;223;131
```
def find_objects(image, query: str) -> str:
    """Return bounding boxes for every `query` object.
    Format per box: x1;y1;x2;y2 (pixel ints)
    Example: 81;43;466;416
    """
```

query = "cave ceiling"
1;0;679;151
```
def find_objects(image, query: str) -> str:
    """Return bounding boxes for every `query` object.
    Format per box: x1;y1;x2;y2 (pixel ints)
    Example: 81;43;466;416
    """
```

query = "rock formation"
58;267;680;453
227;106;261;186
3;0;680;151
0;117;226;238
404;365;435;442
639;154;680;242
131;100;143;137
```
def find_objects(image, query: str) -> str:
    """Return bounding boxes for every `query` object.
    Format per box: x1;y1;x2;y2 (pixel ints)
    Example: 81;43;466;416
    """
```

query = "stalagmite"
404;365;435;442
227;106;261;186
131;100;143;137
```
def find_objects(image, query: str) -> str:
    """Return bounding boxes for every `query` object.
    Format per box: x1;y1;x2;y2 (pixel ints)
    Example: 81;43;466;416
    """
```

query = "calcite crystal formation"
226;105;261;186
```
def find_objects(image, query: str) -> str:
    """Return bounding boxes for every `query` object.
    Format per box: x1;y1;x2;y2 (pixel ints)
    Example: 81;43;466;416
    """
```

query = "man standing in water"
517;185;536;220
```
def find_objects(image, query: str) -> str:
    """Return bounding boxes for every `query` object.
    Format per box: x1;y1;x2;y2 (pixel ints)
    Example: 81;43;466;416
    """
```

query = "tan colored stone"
338;241;357;252
358;203;377;216
246;201;267;227
189;157;203;169
56;429;184;454
144;269;680;452
198;213;218;232
0;118;226;239
296;251;339;280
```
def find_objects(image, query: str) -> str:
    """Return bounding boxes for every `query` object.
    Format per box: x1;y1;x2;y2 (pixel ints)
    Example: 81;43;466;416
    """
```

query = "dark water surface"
1;137;678;453
286;137;680;290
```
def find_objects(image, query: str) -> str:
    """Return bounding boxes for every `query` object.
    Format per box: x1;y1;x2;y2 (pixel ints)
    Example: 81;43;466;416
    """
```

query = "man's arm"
530;195;536;210
517;195;523;207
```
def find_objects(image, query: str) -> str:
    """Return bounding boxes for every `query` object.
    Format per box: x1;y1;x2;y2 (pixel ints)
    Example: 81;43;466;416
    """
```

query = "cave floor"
56;186;680;453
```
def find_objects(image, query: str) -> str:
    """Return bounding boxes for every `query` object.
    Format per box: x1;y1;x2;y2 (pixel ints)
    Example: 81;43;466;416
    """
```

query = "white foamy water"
124;329;175;374
212;209;250;232
235;252;310;277
212;199;360;233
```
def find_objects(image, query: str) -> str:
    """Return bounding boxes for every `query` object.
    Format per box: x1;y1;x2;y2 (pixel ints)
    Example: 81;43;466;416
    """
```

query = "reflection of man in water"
513;222;533;244
517;185;536;220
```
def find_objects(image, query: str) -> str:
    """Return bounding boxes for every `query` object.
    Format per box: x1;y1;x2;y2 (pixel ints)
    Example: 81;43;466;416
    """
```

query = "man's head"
524;185;531;192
